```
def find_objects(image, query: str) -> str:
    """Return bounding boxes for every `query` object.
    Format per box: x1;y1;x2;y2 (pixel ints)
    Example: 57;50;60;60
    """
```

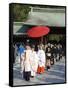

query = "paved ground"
13;57;66;86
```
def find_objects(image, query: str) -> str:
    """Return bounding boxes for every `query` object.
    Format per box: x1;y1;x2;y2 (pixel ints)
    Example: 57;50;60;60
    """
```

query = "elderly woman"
37;45;46;74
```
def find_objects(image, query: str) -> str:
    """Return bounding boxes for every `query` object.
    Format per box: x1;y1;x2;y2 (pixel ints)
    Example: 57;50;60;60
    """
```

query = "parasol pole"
41;36;43;44
45;36;47;44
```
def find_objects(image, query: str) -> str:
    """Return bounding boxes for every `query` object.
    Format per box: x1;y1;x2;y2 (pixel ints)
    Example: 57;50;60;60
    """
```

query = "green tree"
13;4;30;22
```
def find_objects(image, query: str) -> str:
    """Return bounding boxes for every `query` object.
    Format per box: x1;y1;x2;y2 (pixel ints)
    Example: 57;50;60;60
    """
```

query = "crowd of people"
13;42;65;81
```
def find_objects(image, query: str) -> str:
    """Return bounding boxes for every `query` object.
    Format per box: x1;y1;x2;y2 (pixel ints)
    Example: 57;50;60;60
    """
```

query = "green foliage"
47;34;64;42
13;4;30;22
12;4;64;22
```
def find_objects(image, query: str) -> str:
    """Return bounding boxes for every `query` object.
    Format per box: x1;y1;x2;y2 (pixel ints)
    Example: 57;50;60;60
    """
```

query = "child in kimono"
37;46;46;74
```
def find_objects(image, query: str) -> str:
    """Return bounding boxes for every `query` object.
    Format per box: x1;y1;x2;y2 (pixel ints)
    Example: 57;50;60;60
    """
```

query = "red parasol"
27;26;50;38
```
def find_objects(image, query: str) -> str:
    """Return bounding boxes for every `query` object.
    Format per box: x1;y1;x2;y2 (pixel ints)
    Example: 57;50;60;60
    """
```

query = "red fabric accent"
37;66;41;74
27;26;50;38
37;66;45;74
41;66;45;73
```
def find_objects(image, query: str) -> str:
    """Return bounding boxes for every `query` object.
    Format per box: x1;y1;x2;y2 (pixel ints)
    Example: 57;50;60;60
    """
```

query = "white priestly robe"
24;50;32;72
37;50;46;67
30;51;39;76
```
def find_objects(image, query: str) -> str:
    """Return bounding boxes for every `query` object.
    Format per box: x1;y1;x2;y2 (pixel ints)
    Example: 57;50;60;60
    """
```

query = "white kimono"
37;50;46;67
30;51;39;76
24;50;32;72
